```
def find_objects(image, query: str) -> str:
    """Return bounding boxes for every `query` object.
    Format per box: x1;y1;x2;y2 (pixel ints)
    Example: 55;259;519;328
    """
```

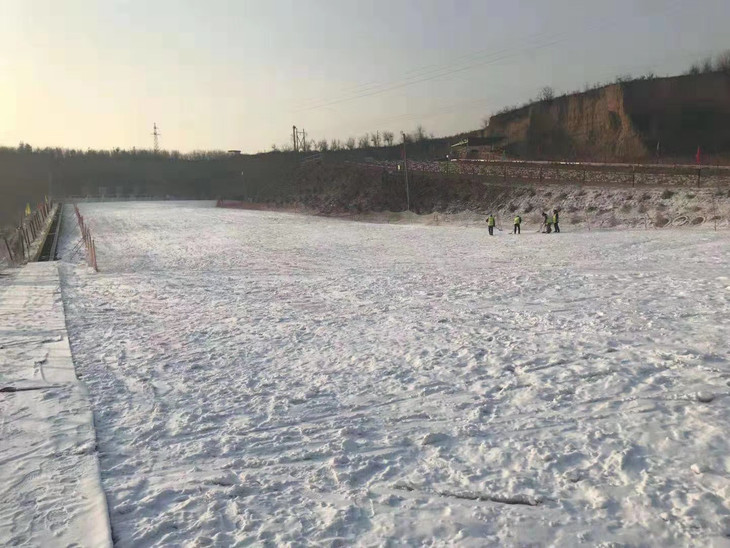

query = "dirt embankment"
221;163;730;231
485;72;730;162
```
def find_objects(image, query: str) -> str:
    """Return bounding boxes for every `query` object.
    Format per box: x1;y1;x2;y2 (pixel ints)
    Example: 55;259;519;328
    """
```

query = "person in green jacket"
486;214;496;236
542;211;552;233
513;215;522;234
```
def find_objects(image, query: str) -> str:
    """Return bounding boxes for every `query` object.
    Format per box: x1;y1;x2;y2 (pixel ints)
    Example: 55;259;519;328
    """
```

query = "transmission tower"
292;125;307;152
152;123;161;152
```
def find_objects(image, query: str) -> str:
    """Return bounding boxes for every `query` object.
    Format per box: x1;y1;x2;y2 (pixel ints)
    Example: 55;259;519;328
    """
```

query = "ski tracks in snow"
57;202;730;546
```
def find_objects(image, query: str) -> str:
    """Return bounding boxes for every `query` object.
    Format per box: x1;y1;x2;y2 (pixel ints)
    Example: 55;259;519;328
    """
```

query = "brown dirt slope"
485;72;730;162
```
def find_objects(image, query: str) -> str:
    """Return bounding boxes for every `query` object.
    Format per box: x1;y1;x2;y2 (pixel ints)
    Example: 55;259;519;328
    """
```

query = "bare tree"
371;132;382;147
330;138;341;151
358;134;370;148
537;86;555;101
317;139;328;152
345;137;356;150
701;57;714;73
271;143;279;152
687;63;701;75
716;50;730;72
481;117;490;129
382;131;394;146
413;124;427;142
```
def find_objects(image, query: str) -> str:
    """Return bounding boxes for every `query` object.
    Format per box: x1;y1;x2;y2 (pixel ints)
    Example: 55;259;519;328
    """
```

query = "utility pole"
152;123;161;152
293;126;298;152
401;131;410;212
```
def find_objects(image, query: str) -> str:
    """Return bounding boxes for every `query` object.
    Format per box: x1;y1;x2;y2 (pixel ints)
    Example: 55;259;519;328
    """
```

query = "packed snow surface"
58;201;730;546
0;262;112;547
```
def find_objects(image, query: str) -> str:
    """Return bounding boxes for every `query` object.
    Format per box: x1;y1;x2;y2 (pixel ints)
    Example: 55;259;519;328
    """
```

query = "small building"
450;136;506;160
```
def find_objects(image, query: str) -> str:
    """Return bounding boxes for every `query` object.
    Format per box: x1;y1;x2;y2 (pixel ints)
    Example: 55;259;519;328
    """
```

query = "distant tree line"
8;143;239;161
0;144;307;231
685;50;730;75
272;125;434;153
0;125;456;231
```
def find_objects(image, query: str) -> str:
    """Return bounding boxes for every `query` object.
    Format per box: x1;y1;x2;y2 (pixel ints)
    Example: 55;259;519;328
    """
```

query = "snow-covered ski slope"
58;201;730;546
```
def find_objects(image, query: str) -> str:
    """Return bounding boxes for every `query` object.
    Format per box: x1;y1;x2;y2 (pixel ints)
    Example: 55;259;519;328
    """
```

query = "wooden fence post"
3;237;13;263
21;228;28;258
18;230;25;260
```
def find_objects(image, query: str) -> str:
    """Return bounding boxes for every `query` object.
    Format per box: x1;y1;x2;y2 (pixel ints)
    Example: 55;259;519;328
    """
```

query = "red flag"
695;146;701;165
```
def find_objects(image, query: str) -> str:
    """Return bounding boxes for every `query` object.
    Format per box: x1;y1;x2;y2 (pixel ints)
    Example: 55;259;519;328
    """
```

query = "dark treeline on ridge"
0;137;454;231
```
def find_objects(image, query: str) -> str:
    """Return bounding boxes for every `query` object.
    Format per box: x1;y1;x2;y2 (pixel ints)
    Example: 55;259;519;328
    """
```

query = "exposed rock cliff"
485;72;730;161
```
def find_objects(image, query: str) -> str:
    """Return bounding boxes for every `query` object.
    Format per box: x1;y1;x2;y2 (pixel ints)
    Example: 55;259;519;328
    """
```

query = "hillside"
228;163;730;232
484;72;730;162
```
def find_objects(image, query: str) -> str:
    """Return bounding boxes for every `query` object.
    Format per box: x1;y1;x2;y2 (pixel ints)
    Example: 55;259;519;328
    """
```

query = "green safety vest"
553;214;558;223
488;216;495;226
514;216;521;225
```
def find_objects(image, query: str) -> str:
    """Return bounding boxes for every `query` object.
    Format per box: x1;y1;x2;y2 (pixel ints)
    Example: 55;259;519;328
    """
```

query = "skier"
541;211;552;234
513;214;522;234
553;209;560;233
486;213;496;236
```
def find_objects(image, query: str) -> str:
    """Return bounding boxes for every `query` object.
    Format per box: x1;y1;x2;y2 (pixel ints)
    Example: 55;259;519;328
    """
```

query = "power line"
323;97;497;137
295;32;566;112
307;20;704;141
294;0;689;114
294;26;562;111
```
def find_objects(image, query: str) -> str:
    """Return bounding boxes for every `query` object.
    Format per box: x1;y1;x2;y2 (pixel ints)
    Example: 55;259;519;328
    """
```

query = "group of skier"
485;209;560;235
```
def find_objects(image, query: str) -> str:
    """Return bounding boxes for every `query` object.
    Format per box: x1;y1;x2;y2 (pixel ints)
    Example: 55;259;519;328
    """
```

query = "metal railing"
1;200;55;265
354;158;730;188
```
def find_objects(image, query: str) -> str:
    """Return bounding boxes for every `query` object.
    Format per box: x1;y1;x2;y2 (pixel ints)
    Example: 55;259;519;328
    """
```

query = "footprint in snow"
696;391;715;403
421;432;450;446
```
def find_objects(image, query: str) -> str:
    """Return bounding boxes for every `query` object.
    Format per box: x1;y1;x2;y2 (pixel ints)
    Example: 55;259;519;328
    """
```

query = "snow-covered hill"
58;201;730;546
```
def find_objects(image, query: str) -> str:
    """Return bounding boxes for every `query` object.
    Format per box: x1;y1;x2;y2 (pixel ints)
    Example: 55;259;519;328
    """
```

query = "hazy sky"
1;0;728;153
